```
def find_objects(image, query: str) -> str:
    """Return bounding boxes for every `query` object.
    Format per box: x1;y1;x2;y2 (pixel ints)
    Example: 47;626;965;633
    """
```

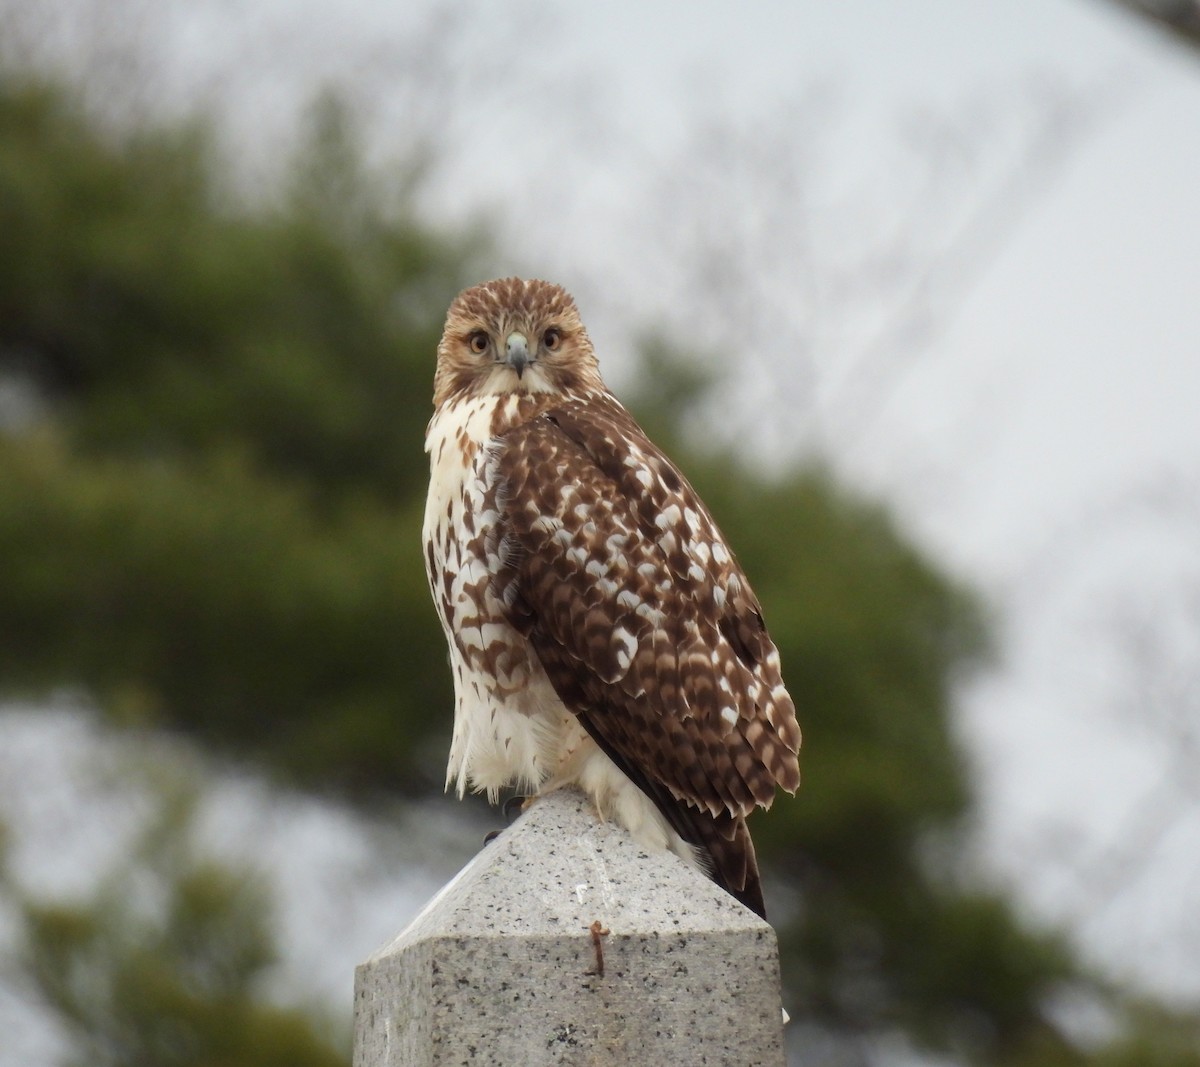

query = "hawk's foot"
503;794;530;823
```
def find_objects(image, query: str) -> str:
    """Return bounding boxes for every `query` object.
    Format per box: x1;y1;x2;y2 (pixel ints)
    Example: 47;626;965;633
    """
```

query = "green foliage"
0;433;444;792
1091;1004;1200;1067
0;75;474;504
1;773;347;1067
0;70;479;793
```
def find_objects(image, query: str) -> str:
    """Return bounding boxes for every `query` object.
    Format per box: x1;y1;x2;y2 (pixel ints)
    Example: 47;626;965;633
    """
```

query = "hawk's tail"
570;716;768;917
627;766;767;917
666;797;766;918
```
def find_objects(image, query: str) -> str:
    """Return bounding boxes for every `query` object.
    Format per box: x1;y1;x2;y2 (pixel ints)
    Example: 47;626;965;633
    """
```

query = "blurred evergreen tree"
1;62;1197;1067
0;73;474;792
0;772;348;1067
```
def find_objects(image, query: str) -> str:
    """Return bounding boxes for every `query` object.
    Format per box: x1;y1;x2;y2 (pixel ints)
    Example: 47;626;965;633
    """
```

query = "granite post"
352;788;787;1066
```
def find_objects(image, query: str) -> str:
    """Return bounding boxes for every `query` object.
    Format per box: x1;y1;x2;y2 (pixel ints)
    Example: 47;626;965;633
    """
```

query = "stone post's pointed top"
354;788;786;1067
375;787;768;958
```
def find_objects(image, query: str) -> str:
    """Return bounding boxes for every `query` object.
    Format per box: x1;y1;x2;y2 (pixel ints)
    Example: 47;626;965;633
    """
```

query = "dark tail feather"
626;771;767;917
572;715;768;917
615;772;767;917
677;804;765;918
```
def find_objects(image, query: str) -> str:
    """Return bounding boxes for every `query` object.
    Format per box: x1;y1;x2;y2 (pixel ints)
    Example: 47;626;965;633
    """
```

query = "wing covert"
488;394;800;820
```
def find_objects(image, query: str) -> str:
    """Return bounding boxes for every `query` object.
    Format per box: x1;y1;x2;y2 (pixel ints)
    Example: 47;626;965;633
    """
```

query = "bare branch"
1101;0;1200;53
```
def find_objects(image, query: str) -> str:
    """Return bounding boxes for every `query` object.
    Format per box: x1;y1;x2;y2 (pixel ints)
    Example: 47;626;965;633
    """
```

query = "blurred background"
1;1;1199;1064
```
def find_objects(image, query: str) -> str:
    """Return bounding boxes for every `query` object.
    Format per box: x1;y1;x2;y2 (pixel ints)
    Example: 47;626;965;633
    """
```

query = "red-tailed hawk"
423;277;801;916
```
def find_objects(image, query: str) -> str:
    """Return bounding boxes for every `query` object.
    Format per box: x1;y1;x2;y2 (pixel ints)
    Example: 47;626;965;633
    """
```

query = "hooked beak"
505;332;530;378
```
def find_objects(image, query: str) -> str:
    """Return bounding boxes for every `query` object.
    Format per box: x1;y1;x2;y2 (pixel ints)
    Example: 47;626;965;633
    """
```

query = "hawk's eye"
468;331;489;355
543;327;562;352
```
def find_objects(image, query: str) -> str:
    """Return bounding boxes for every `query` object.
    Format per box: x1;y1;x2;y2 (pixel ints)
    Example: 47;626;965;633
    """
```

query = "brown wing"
489;393;800;913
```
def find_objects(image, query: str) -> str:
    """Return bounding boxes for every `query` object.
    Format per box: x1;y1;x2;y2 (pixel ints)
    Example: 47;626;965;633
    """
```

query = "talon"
483;829;502;845
503;794;529;823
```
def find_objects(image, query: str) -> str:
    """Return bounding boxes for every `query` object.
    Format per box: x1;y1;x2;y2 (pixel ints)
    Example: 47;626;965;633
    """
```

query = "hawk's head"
433;278;604;407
